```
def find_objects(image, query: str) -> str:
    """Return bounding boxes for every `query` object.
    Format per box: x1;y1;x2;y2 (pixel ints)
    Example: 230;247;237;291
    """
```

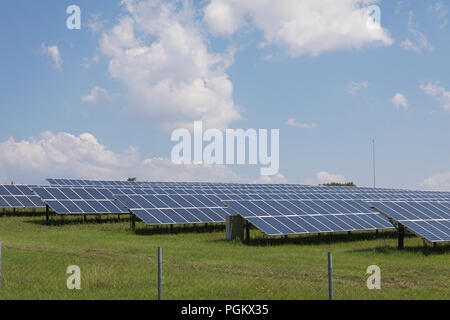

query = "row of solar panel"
223;200;377;218
47;178;405;192
401;220;450;242
0;195;44;208
370;201;450;242
48;179;450;197
32;187;114;201
246;213;392;236
0;185;36;196
44;199;127;214
115;194;225;210
370;201;450;221
107;186;450;198
133;207;233;225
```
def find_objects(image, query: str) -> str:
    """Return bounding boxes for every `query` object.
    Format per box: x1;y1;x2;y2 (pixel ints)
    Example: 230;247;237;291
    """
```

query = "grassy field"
0;211;449;300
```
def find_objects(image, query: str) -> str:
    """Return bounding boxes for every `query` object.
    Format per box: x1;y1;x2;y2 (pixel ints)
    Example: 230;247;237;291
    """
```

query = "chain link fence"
0;214;448;300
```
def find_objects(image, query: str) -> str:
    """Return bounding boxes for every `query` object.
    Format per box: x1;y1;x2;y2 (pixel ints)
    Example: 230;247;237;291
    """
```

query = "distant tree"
127;177;137;182
320;182;356;187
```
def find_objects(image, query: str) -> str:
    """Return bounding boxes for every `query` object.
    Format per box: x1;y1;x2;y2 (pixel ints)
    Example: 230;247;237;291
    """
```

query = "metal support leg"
246;222;250;243
46;205;49;225
131;213;136;231
398;224;405;250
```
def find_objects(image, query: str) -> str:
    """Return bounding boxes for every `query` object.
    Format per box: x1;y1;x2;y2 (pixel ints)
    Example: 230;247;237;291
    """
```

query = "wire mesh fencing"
0;214;447;300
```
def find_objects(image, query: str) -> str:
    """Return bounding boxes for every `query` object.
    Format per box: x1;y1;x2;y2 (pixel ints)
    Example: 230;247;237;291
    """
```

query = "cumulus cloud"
256;173;287;184
0;132;268;184
421;172;450;191
316;171;347;184
347;81;368;95
81;86;110;104
420;81;450;111
304;171;347;185
400;11;434;53
204;0;393;57
392;93;409;111
429;0;448;29
286;118;316;129
40;43;62;70
100;0;241;131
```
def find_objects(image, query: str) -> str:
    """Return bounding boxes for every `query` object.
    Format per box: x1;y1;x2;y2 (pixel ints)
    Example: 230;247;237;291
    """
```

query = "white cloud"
100;0;241;131
392;93;409;111
82;55;99;69
400;11;434;53
87;13;105;34
81;86;110;104
429;0;448;29
286;118;316;129
256;173;287;184
347;81;368;95
304;171;348;185
421;172;450;191
316;171;347;184
40;43;62;70
204;0;393;57
420;81;450;111
0;132;259;184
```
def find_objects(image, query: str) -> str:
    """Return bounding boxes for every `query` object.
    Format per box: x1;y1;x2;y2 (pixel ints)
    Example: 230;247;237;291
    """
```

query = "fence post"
0;241;2;299
328;252;333;300
158;246;162;300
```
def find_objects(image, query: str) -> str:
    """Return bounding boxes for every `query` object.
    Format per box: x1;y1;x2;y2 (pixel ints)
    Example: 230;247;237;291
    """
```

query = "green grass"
0;211;449;300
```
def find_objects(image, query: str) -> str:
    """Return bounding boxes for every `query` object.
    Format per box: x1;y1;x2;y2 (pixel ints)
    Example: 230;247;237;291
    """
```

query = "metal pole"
131;214;135;231
398;224;405;250
158;247;162;300
328;252;333;300
246;221;250;243
372;139;376;188
46;205;49;225
0;241;2;298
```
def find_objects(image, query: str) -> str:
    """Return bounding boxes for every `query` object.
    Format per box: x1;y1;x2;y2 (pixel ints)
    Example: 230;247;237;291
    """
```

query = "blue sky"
0;0;449;189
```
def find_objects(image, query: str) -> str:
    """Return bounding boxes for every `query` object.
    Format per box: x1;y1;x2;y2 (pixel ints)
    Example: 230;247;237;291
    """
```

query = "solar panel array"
114;193;235;225
371;201;450;242
0;185;45;208
225;199;393;236
2;178;449;243
32;186;128;214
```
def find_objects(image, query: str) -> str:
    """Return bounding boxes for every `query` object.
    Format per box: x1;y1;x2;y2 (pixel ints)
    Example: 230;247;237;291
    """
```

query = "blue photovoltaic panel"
371;201;450;243
224;199;394;236
0;185;45;208
114;193;235;225
32;186;127;214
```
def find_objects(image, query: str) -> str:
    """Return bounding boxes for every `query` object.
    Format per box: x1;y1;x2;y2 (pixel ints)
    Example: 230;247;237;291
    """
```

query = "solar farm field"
0;211;449;300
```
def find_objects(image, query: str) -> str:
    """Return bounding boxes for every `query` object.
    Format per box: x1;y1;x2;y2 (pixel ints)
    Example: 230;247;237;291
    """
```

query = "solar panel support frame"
226;215;245;241
46;205;50;226
398;223;405;250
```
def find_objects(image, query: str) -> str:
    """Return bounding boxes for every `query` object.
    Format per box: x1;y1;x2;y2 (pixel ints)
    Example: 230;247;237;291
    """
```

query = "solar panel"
114;193;236;225
371;201;450;243
224;199;394;236
0;185;45;208
32;186;128;214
